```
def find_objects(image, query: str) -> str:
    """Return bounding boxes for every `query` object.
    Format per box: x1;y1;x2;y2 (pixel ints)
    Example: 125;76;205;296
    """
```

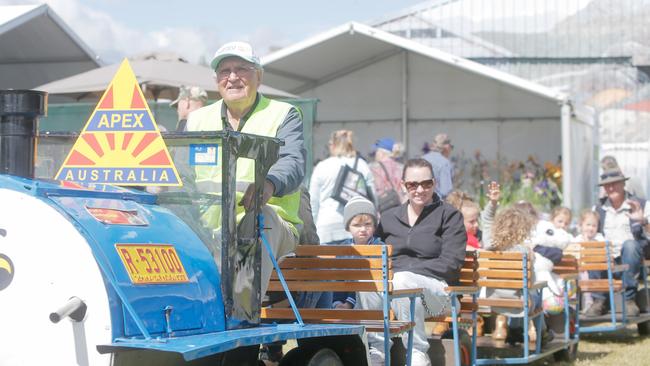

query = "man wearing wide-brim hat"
584;168;650;317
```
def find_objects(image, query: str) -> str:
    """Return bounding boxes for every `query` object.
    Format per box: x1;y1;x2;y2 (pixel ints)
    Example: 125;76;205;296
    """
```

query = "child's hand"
487;181;501;205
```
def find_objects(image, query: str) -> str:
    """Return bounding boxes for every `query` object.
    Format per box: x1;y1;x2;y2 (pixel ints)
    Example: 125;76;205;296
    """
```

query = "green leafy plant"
452;152;563;212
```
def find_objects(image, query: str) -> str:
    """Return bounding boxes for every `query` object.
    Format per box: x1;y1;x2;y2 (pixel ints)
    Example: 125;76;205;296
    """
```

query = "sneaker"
411;349;432;366
259;345;282;365
627;299;641;317
368;347;385;366
584;299;607;317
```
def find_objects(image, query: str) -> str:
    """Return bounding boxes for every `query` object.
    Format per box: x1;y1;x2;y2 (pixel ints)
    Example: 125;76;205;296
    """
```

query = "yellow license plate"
115;244;189;284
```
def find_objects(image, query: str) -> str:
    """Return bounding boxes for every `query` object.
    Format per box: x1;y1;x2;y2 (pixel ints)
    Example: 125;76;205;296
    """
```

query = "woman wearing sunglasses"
356;158;467;366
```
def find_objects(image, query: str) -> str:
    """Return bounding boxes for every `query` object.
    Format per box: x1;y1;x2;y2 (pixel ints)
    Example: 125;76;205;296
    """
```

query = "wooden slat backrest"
459;251;479;286
269;244;392;293
577;241;614;270
271;269;386;281
580;279;622;287
279;258;388;270
267;281;390;292
263;243;421;337
293;245;391;257
554;255;579;275
580;241;607;248
477;251;533;289
479;251;526;260
478;269;527;279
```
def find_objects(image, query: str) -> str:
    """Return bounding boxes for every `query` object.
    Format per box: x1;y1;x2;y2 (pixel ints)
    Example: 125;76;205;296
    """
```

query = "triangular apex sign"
55;59;182;186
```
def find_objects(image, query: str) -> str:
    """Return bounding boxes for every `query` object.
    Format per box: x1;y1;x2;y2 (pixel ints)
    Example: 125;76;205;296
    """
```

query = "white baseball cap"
210;41;261;71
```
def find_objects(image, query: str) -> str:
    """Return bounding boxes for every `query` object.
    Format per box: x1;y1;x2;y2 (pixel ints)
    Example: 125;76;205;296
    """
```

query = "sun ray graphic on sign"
55;59;182;186
68;132;171;167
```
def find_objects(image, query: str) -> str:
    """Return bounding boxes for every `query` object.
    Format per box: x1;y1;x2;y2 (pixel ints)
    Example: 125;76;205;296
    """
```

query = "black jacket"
377;195;467;284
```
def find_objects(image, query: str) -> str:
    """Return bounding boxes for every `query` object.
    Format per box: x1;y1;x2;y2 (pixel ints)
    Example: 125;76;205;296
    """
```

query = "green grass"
533;326;650;365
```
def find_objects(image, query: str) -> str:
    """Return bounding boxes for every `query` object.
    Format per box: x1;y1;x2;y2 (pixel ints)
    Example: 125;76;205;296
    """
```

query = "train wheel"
279;347;343;366
553;342;578;362
441;329;472;366
307;348;344;366
638;320;650;336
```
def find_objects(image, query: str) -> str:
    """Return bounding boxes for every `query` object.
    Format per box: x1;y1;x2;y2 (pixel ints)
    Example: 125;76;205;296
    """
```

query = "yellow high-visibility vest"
186;95;302;236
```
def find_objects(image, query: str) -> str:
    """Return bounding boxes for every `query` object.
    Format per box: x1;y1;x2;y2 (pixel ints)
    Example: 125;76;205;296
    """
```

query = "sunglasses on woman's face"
404;179;434;191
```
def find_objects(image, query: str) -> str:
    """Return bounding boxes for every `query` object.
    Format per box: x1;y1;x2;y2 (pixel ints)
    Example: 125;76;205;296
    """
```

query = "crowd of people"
180;39;650;366
303;132;650;366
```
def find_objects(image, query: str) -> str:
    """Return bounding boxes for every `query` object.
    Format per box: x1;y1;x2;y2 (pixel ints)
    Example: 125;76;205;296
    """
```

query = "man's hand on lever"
240;179;275;211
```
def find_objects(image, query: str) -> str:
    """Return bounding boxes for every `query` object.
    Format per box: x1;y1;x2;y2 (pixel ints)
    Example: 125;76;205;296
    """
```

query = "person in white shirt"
309;130;376;244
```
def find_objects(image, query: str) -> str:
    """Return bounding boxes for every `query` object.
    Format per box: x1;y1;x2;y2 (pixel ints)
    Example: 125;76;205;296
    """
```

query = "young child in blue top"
332;196;383;309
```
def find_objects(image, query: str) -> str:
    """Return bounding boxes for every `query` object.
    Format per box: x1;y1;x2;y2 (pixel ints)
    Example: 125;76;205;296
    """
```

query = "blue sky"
84;0;423;38
1;0;425;63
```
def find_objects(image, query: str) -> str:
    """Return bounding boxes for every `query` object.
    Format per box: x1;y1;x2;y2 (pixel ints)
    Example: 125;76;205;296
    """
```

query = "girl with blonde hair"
487;206;542;344
488;204;570;346
490;206;537;252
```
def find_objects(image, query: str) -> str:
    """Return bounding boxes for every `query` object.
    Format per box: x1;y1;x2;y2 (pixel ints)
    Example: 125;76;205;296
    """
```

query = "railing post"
382;245;391;366
605;241;618;326
523;252;530;359
258;213;304;326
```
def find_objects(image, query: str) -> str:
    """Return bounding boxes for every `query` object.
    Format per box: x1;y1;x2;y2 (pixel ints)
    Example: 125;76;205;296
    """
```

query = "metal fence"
375;0;650;197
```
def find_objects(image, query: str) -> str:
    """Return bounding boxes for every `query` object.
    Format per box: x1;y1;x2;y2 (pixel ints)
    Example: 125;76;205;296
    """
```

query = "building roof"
0;4;101;90
262;21;567;108
37;57;297;102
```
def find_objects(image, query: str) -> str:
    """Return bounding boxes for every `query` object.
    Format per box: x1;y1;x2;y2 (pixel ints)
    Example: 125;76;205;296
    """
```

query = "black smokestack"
0;90;47;178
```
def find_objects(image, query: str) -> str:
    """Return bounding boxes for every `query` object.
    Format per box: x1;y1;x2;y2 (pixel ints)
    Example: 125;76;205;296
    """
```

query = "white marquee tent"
0;4;101;90
262;22;595;209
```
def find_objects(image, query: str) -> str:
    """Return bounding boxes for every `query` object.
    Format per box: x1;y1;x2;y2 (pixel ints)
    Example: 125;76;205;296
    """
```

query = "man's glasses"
404;179;434;191
216;66;256;80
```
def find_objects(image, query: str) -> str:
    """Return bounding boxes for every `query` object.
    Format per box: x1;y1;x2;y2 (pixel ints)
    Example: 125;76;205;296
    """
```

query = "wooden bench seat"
474;250;550;363
476;250;546;311
580;279;623;292
262;244;421;366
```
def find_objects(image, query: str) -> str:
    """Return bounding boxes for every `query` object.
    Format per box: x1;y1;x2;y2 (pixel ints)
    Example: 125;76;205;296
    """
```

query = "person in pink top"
369;138;407;214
